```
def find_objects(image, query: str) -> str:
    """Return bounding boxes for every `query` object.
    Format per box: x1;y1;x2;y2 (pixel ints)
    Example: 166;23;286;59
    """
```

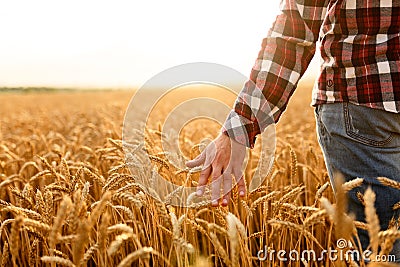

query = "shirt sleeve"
222;0;329;148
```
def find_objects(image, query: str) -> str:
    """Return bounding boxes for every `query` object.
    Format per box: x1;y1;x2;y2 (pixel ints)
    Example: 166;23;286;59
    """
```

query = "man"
186;0;399;261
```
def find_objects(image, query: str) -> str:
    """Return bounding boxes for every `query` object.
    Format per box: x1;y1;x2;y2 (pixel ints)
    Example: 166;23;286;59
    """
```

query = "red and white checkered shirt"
223;0;400;148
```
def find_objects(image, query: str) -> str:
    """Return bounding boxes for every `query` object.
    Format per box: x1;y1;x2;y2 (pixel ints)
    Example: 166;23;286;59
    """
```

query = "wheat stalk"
10;216;23;267
342;178;363;192
29;239;39;267
41;256;76;267
377;177;400;190
303;209;327;227
227;213;240;267
209;232;231;266
117;247;170;267
49;196;72;250
364;188;380;255
0;242;9;267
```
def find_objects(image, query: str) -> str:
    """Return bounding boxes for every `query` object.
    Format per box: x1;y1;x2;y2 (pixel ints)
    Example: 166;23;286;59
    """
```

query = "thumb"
186;150;206;168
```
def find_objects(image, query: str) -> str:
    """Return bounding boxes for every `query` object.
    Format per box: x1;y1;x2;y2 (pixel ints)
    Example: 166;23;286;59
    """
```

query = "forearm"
223;0;328;148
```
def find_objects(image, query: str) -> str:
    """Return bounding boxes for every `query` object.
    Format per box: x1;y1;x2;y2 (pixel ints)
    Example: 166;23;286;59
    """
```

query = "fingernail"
239;191;245;197
222;199;228;206
196;189;203;196
211;200;218;206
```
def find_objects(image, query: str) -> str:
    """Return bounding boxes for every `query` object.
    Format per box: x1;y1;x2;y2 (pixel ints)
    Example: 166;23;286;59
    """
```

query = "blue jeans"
315;102;400;262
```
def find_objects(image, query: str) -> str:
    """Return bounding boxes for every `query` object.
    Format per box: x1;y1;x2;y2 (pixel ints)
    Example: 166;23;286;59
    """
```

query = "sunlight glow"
0;0;316;88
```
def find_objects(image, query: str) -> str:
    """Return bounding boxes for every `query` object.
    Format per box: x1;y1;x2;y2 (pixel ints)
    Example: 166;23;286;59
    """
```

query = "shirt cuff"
221;110;260;148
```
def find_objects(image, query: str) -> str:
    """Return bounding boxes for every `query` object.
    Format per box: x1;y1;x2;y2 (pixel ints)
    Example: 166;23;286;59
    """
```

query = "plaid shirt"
223;0;400;148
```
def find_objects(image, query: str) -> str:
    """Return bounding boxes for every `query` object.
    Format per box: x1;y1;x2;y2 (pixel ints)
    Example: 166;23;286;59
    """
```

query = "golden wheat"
0;90;397;266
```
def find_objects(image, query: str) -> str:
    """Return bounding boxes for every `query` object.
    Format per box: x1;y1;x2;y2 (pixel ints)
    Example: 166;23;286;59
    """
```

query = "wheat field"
0;86;399;267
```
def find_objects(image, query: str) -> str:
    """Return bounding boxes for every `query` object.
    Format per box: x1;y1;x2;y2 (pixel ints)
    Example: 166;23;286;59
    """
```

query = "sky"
0;0;319;88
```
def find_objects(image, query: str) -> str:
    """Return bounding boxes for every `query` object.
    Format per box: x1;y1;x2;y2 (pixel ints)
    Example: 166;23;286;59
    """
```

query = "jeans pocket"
343;102;394;147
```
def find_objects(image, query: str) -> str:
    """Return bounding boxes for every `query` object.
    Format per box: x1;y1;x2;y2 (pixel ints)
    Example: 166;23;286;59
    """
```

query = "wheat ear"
364;188;380;255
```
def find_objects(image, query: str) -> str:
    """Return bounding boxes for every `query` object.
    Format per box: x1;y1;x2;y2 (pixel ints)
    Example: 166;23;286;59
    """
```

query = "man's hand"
186;133;247;207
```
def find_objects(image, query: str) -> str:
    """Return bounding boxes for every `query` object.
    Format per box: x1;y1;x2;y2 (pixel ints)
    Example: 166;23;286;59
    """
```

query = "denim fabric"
315;102;400;263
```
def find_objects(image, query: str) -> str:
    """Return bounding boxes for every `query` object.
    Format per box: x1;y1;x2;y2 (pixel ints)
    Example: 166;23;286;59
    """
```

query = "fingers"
186;150;206;168
221;171;232;206
211;166;223;206
187;134;247;207
234;169;246;197
196;165;211;197
237;176;246;197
